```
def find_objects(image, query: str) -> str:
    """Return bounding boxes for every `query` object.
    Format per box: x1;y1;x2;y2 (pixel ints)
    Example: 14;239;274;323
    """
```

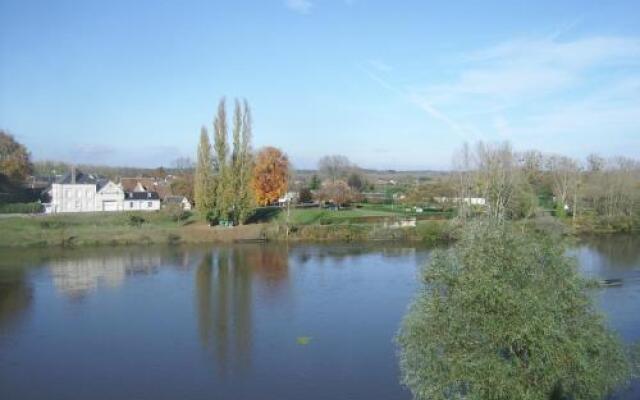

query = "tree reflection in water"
195;245;289;375
0;269;32;336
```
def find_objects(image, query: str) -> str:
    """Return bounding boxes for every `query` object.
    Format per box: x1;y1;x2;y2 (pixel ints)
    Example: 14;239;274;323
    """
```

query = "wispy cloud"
361;63;480;142
285;0;313;14
401;34;640;153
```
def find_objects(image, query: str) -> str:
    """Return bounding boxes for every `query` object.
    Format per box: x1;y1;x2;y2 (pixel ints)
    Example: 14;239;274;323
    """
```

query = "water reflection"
47;248;196;298
0;240;637;399
0;270;32;334
195;245;289;374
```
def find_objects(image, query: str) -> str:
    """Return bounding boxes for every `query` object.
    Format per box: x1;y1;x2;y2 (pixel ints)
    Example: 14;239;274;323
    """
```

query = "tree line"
450;141;639;228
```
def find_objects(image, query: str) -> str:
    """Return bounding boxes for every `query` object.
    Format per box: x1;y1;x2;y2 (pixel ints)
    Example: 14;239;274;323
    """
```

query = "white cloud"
414;35;640;153
285;0;313;14
364;33;640;160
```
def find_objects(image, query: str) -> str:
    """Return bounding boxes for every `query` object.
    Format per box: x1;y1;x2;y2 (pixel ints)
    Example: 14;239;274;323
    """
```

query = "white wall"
96;181;125;211
49;184;97;213
124;199;161;211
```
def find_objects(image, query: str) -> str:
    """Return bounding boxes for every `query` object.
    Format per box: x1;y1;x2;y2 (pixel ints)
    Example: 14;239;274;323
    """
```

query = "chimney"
71;165;76;184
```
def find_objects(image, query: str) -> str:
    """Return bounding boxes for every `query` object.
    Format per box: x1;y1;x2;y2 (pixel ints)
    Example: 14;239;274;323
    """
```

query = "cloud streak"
396;34;640;156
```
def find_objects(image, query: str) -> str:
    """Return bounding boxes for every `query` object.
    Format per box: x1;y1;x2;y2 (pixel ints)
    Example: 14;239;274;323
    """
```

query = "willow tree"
194;126;214;216
398;221;630;400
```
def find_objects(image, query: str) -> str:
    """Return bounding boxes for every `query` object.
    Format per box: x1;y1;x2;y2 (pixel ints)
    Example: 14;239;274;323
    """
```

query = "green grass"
0;211;200;248
283;207;400;225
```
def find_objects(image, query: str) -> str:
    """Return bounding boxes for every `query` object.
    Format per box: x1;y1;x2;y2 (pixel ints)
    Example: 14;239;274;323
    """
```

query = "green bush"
128;215;146;227
0;202;43;214
398;220;630;400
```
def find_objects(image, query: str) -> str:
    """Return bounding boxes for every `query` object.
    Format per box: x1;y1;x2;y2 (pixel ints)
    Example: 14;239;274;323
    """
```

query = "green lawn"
0;211;199;248
281;206;402;225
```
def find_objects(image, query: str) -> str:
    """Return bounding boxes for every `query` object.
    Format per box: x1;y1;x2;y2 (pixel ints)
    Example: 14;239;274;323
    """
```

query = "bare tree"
318;155;352;183
452;142;475;220
546;155;581;221
475;141;516;220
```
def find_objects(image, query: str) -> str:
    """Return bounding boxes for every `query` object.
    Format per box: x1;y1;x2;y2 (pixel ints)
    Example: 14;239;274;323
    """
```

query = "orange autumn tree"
252;147;289;206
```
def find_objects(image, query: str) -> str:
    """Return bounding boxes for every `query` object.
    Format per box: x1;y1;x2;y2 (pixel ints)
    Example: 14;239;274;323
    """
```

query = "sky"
1;0;639;170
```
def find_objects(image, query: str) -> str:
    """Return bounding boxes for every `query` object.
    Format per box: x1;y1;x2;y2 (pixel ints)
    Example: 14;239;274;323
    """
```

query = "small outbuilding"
163;195;192;211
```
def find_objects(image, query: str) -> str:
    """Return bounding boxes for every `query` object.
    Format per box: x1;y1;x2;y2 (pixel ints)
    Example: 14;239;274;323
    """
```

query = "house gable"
98;181;124;196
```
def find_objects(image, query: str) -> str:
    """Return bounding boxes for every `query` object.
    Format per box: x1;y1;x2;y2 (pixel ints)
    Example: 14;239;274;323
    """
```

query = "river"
0;236;638;399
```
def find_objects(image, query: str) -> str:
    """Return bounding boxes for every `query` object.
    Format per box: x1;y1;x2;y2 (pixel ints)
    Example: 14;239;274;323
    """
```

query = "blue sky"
1;0;639;169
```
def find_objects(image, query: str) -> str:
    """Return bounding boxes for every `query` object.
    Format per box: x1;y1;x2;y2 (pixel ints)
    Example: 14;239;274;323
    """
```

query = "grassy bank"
0;205;455;248
1;205;635;249
0;212;273;248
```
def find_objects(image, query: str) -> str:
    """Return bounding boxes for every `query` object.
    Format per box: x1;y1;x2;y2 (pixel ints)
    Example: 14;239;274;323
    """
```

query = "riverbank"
0;212;273;248
0;210;454;248
0;208;636;249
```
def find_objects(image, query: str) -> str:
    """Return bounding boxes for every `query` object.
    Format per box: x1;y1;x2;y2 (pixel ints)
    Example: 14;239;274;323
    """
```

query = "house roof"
57;170;98;185
125;192;160;200
164;195;188;204
120;177;171;199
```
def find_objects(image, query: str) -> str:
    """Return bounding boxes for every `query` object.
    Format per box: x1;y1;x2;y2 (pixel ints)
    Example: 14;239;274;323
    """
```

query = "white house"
278;192;298;206
45;170;161;214
45;171;125;213
97;181;126;212
124;191;161;211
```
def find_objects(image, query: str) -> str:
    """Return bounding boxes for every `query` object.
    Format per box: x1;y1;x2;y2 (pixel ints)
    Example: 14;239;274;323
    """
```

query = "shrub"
128;215;145;227
164;204;191;223
0;202;43;214
397;220;630;400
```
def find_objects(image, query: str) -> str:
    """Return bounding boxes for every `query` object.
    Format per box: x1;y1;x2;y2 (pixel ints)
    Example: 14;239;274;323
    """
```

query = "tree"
173;157;194;173
318;155;351;183
452;142;475;220
347;171;365;192
252;147;289;206
397;221;630;400
317;180;356;207
299;187;313;203
546;155;581;219
475;141;517;220
309;174;321;190
0;130;32;183
213;99;233;222
230;99;255;224
170;175;194;201
194;127;215;215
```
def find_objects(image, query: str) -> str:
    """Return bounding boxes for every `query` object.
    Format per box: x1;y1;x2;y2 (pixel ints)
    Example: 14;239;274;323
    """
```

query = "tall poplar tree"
240;100;256;221
213;99;232;222
231;99;255;224
194;126;214;216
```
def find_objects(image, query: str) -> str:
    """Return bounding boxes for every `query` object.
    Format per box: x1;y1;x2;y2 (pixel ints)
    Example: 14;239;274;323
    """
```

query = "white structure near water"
44;170;161;214
434;197;486;206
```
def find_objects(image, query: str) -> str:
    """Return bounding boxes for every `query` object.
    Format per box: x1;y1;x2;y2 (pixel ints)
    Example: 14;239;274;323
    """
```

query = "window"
130;202;134;208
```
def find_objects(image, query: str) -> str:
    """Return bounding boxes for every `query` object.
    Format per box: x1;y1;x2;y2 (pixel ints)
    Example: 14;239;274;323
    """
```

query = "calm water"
0;237;638;399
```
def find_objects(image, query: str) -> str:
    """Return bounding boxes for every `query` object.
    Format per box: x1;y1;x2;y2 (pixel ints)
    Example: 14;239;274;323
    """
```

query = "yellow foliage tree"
252;147;289;206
